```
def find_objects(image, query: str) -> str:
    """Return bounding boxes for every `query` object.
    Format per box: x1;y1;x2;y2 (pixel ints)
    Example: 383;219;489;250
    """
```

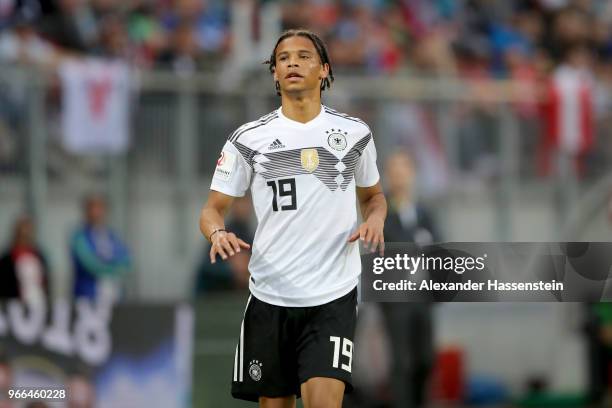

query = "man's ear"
272;66;278;82
320;62;330;80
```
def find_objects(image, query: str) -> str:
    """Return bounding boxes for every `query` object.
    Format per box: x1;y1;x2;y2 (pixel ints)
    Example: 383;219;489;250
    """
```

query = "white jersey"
210;105;380;306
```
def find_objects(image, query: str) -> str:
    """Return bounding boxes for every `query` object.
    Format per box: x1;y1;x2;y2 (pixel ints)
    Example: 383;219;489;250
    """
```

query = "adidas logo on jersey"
268;139;285;150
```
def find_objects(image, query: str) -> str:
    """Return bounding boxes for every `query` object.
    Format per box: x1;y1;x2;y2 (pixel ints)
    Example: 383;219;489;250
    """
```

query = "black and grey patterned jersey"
211;105;380;307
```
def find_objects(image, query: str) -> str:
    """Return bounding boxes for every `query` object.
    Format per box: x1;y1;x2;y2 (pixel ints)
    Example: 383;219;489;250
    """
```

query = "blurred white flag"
60;58;130;154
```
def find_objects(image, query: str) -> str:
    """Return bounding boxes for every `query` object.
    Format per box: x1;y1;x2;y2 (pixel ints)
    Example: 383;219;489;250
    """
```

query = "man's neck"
281;94;322;124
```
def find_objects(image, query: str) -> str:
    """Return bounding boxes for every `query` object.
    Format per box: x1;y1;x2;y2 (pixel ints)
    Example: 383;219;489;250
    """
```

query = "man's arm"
200;191;251;264
72;232;125;277
348;182;387;254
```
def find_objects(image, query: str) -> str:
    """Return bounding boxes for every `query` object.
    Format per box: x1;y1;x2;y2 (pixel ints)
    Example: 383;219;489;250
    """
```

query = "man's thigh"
232;295;299;401
296;288;358;394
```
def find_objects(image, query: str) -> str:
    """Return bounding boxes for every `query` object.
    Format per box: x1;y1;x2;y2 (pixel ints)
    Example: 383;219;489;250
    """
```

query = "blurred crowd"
0;0;231;71
288;0;612;78
1;0;611;177
0;0;611;76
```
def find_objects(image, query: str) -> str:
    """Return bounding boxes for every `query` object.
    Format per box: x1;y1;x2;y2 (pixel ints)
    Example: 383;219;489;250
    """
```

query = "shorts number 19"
329;336;353;372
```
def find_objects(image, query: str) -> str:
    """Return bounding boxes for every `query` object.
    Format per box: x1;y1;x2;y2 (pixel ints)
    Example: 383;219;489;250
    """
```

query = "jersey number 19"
266;178;297;211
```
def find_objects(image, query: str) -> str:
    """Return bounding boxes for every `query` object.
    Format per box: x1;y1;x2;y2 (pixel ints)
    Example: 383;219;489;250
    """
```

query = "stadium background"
0;0;611;407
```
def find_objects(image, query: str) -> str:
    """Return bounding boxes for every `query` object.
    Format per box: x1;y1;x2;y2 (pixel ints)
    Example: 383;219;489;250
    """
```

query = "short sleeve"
210;141;252;197
355;136;380;187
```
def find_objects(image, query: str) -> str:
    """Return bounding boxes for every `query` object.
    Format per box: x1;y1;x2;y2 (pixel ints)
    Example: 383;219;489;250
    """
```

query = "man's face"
385;153;415;195
273;36;329;95
15;218;35;246
86;198;107;226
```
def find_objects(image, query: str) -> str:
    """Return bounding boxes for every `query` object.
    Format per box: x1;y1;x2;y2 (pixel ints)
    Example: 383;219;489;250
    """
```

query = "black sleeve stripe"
233;141;258;169
257;110;278;122
229;114;279;143
323;107;368;125
352;133;372;156
227;110;278;142
323;108;371;132
228;124;248;141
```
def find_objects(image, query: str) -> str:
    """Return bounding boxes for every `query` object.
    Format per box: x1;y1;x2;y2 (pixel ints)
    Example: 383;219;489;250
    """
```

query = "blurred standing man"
200;29;386;408
0;216;50;306
71;194;130;304
384;151;439;246
382;151;439;408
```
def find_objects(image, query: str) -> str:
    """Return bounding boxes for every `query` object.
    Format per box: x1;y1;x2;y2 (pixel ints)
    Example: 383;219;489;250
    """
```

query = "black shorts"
231;286;358;402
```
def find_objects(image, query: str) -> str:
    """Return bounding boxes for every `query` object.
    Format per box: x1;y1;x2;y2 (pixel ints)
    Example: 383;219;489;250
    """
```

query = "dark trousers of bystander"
380;302;434;408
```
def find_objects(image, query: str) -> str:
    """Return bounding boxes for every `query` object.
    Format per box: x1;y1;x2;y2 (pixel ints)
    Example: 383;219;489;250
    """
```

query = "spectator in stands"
159;0;230;59
548;6;592;62
0;0;606;83
0;13;59;67
0;12;59;168
126;3;167;68
0;215;50;306
70;193;130;303
327;4;368;69
380;151;440;408
95;14;130;60
194;195;254;294
157;21;202;74
539;44;595;179
39;0;99;53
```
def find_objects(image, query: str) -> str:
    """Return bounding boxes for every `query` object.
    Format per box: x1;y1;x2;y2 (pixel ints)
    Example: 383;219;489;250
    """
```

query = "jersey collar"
277;104;325;129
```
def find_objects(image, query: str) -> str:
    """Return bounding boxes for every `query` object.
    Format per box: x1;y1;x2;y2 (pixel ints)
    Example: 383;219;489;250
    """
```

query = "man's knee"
301;377;345;408
259;395;296;408
304;394;342;408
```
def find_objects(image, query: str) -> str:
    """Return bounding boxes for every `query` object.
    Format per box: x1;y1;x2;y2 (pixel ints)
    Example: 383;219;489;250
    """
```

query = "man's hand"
350;183;387;256
348;216;385;255
210;231;251;264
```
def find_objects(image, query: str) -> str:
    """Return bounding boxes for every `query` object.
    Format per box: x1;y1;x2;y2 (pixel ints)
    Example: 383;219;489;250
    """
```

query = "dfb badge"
249;360;263;381
327;132;347;151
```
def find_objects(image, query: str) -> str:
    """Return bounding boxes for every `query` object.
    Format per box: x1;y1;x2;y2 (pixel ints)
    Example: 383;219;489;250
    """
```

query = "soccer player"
199;29;386;408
